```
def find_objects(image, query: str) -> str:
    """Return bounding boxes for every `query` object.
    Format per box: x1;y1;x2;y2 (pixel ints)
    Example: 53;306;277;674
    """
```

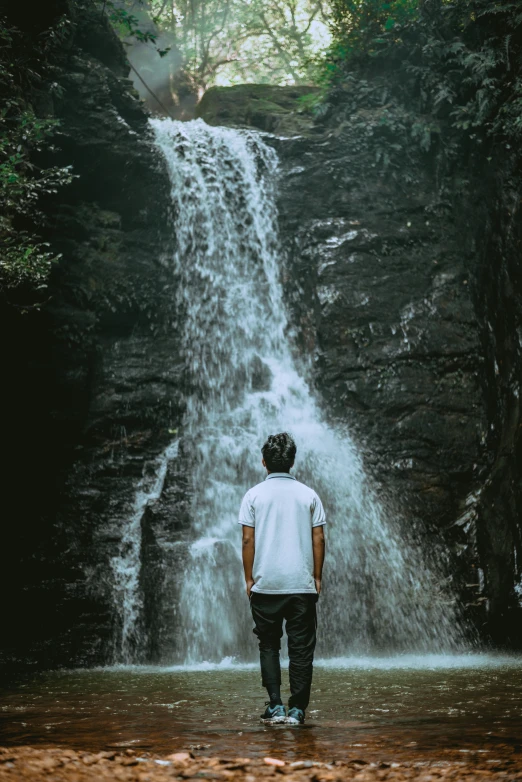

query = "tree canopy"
104;0;331;114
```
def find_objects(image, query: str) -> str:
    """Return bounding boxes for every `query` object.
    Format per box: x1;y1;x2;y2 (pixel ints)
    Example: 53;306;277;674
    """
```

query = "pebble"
82;755;98;765
167;752;194;762
39;757;62;770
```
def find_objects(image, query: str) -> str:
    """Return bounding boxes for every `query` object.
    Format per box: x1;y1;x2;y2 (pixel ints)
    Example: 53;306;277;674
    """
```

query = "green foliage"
325;0;522;150
0;108;73;288
329;0;418;63
1;240;59;289
0;16;74;296
103;0;332;100
103;1;167;49
295;90;326;111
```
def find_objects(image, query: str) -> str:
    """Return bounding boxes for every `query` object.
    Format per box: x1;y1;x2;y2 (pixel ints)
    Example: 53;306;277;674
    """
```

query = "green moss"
196;84;321;133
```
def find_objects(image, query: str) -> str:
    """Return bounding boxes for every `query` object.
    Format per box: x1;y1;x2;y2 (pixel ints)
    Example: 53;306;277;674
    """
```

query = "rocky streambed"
1;746;522;782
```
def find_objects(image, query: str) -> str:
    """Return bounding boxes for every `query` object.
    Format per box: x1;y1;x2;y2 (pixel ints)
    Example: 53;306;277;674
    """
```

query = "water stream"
113;118;463;664
2;657;522;760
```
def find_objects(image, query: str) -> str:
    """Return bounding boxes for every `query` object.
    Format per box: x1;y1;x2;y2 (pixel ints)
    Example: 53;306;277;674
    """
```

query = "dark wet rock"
464;155;522;646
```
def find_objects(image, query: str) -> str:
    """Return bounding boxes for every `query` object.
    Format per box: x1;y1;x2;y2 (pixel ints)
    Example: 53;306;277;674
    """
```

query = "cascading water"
111;440;179;663
134;117;463;664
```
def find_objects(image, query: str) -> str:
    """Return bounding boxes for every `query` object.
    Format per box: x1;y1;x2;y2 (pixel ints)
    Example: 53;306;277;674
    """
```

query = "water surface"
1;656;521;763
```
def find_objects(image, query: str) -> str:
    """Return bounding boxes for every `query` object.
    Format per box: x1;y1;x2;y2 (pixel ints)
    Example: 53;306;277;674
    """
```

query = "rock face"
196;84;321;135
197;83;522;646
466;154;522;646
1;2;187;666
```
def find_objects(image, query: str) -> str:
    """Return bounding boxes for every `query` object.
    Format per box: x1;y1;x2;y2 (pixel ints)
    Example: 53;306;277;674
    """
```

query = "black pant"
250;592;317;711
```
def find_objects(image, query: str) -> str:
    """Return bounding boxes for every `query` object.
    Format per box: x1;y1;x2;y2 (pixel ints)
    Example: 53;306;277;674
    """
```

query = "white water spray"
142;118;461;663
111;440;179;662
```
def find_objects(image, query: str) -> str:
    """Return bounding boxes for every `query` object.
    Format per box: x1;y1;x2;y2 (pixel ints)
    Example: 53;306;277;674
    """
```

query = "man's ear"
262;458;266;468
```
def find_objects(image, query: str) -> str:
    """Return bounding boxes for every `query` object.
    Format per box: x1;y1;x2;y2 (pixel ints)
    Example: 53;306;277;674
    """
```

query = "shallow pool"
1;655;522;763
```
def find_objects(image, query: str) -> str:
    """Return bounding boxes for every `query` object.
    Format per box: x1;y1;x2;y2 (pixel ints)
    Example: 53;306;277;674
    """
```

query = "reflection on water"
1;656;522;763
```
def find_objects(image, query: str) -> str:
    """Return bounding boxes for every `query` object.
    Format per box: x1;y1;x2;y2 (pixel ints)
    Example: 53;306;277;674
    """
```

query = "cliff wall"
1;2;186;666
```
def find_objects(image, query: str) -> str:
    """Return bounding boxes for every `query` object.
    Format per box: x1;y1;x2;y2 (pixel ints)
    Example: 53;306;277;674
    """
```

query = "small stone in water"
167;752;193;762
264;758;285;767
223;760;252;772
39;757;62;770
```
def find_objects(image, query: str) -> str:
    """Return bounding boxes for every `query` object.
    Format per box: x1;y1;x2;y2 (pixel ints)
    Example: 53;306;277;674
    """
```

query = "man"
238;432;326;726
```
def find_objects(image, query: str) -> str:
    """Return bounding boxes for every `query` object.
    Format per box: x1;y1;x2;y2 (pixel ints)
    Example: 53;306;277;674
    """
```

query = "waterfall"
146;117;461;664
111;440;179;663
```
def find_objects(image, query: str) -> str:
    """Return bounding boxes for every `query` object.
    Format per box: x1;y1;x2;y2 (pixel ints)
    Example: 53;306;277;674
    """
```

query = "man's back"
239;472;325;594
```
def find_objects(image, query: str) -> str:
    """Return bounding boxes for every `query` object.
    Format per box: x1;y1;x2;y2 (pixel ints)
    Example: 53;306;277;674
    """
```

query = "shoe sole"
285;717;304;725
260;716;286;724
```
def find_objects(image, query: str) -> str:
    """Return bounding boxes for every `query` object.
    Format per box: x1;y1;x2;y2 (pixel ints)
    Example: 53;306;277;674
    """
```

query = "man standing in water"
239;432;326;725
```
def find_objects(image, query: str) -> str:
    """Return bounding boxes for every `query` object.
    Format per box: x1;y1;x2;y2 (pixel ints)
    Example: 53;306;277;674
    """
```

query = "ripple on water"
1;656;521;762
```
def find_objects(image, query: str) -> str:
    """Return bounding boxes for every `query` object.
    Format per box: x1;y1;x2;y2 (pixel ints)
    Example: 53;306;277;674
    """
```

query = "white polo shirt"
238;472;326;594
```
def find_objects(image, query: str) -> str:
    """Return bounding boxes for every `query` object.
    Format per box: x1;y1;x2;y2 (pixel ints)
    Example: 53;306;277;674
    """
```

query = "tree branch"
258;10;302;81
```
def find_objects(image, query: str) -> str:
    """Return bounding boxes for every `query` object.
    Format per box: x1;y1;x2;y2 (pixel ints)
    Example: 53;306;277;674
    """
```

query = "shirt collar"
265;472;296;480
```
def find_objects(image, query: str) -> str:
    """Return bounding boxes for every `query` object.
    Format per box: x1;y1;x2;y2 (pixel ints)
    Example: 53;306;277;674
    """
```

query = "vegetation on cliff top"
325;0;522;147
0;15;74;300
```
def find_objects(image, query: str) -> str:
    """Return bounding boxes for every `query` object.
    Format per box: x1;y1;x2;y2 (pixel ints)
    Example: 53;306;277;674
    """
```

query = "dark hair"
261;432;296;473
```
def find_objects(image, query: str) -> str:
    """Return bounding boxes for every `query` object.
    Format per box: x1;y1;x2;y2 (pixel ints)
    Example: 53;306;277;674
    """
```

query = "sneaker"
260;702;286;724
286;707;305;725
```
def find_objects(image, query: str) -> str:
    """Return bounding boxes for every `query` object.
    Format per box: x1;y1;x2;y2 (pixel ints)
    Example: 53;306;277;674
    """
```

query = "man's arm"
242;524;255;597
312;525;325;595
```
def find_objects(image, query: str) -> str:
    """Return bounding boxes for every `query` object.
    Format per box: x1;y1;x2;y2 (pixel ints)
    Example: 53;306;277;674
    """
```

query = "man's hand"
312;525;325;597
242;525;255;599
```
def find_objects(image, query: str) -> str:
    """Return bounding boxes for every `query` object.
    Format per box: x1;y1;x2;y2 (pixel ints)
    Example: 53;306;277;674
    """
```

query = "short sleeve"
238;491;255;527
311;492;326;527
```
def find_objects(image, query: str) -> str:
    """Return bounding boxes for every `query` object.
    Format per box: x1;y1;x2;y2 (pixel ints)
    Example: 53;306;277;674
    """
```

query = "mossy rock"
196;84;321;135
